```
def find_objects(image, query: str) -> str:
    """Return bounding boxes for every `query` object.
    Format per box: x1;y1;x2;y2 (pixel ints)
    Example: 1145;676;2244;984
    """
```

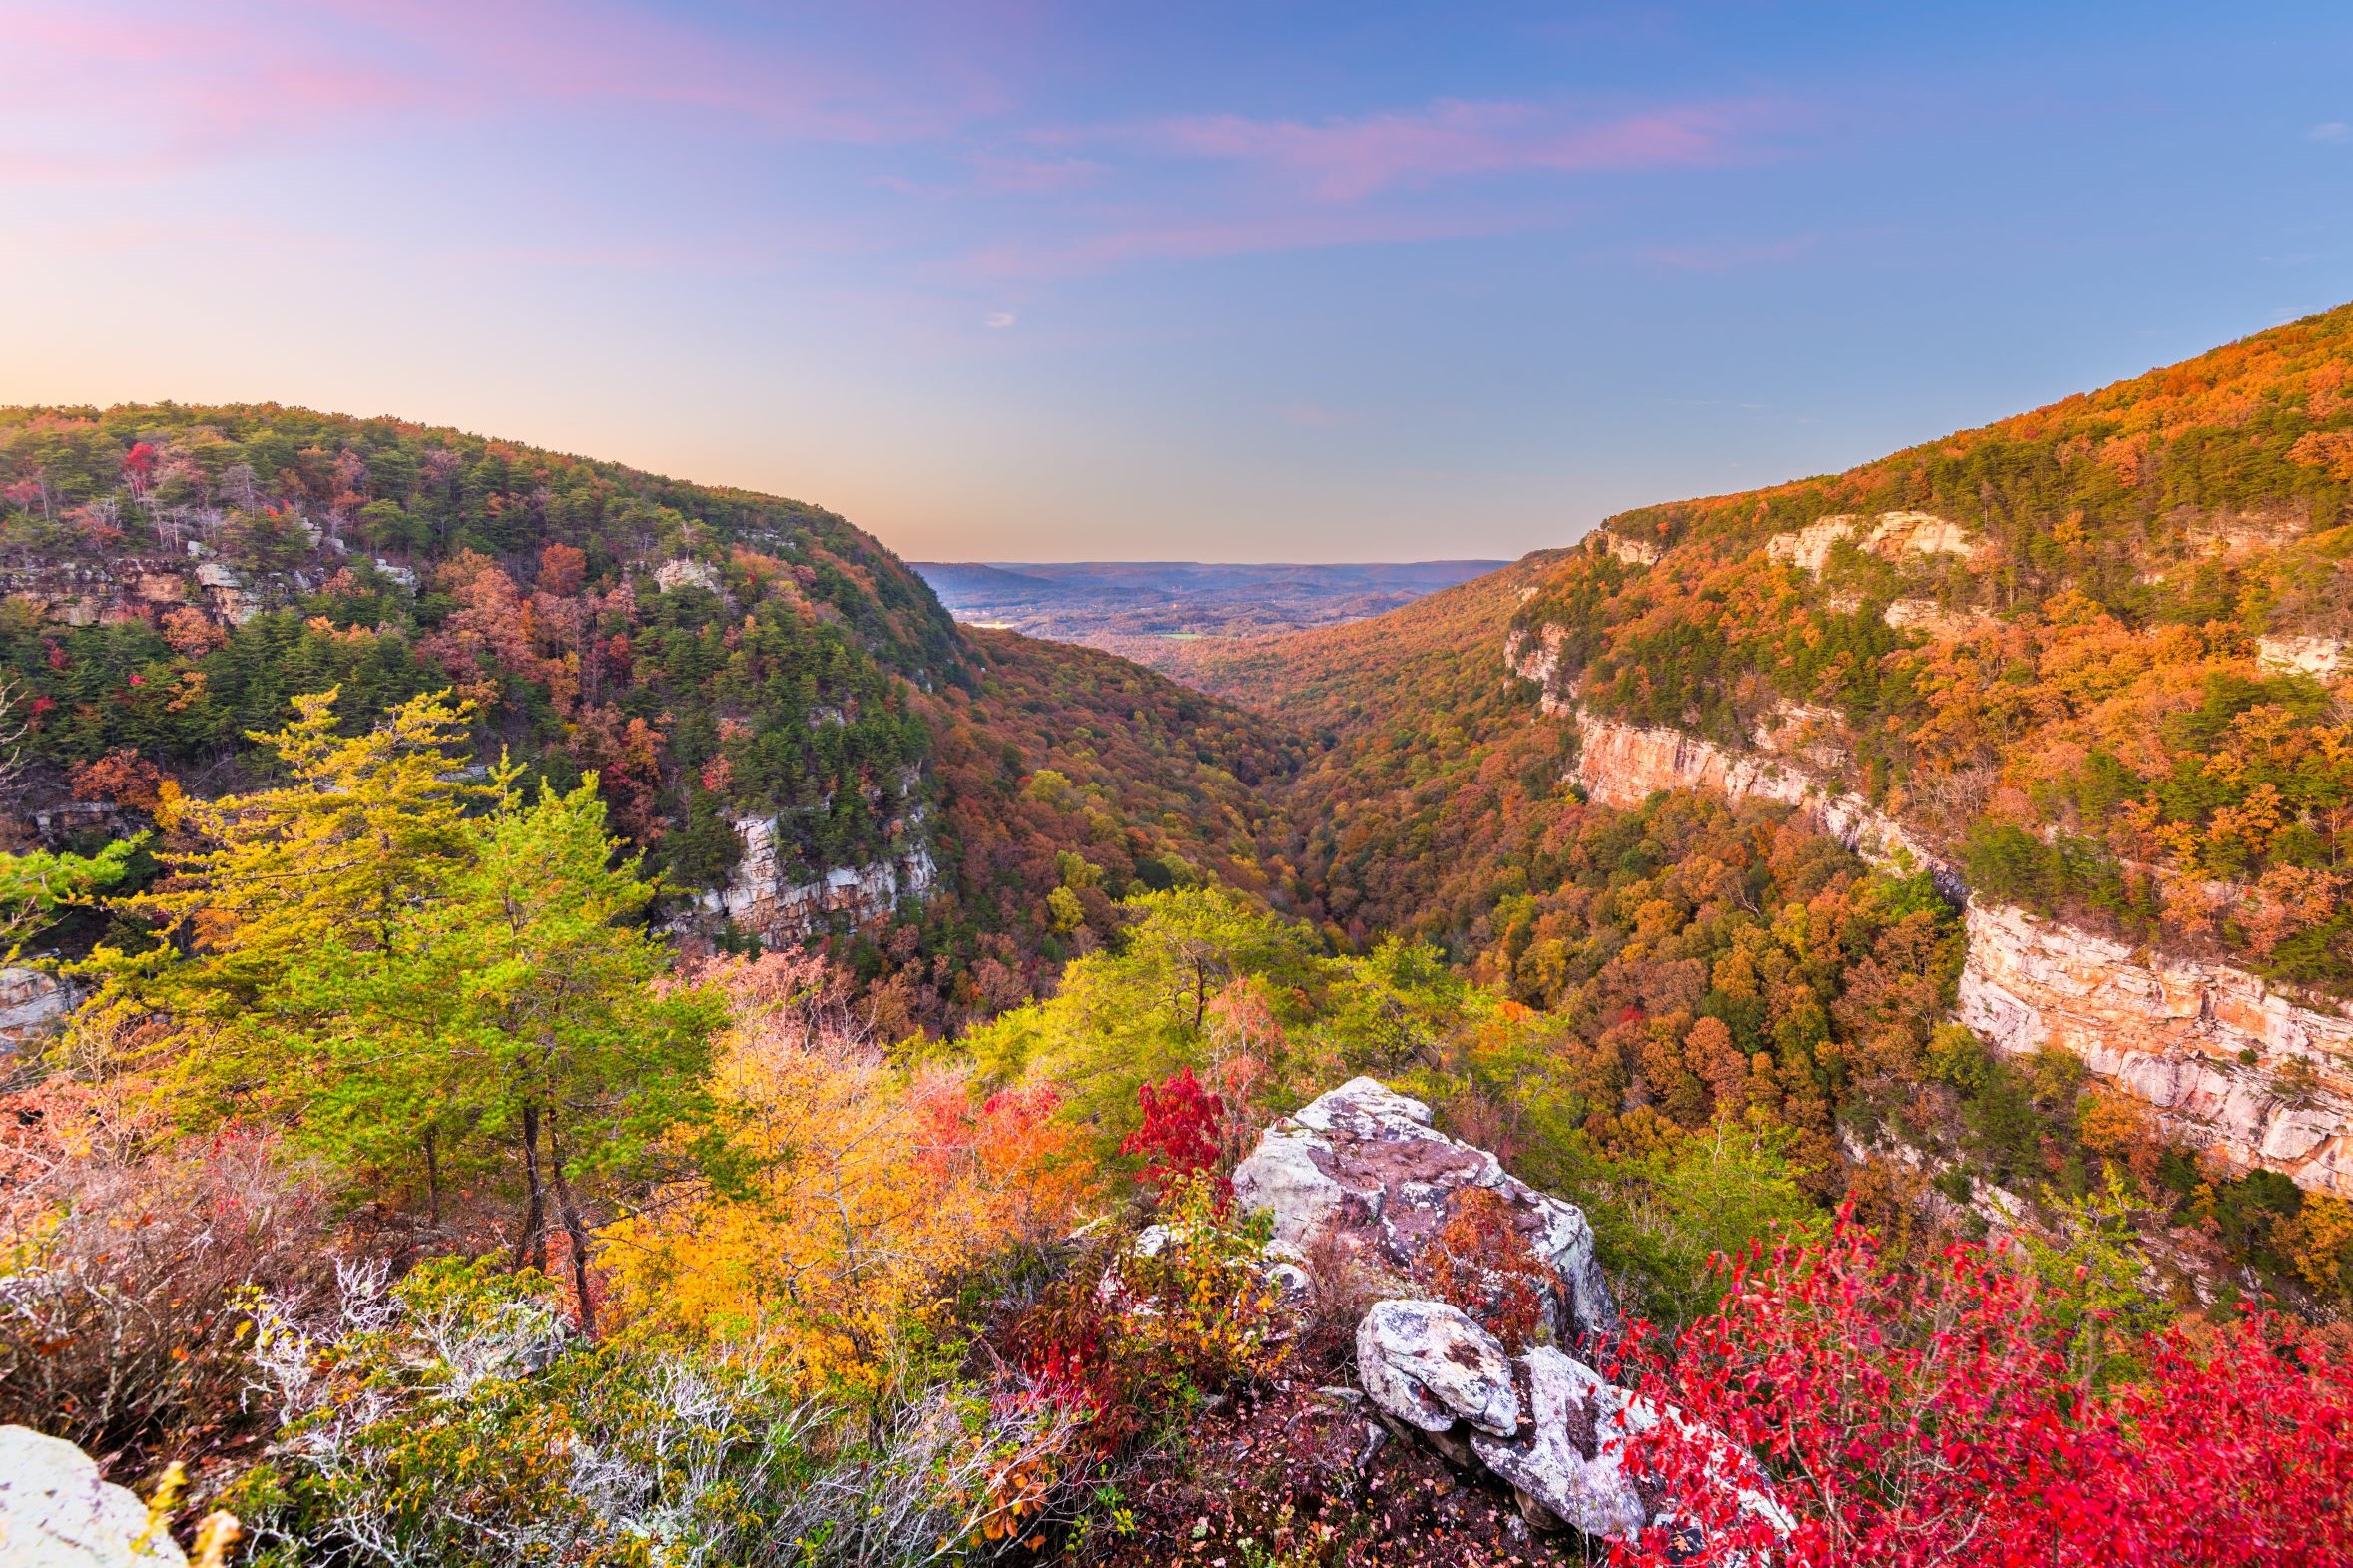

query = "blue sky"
4;2;2351;560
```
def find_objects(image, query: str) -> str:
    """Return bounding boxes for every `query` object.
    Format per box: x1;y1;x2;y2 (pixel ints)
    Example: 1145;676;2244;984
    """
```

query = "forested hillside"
1177;554;1578;948
0;404;1287;1025
1178;304;2353;1331
1509;303;2353;990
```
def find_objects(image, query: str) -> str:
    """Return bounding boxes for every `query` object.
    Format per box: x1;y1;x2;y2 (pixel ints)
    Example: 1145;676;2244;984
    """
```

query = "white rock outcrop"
651;557;724;595
1569;711;1961;900
687;813;937;946
1232;1081;1783;1547
2255;634;2346;679
0;1425;185;1567
1503;626;1576;718
1765;510;1978;575
1590;530;1660;567
1883;597;1996;641
0;967;76;1056
1356;1307;1788;1545
1232;1077;1615;1342
1355;1299;1520;1438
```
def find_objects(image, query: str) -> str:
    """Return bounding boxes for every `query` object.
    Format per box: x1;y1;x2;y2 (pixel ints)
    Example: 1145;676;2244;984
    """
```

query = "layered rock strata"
1568;710;1961;901
1961;903;2353;1197
687;811;937;946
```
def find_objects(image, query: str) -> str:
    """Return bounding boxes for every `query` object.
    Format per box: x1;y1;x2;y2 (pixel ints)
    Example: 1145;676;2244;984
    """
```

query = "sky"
3;3;2352;562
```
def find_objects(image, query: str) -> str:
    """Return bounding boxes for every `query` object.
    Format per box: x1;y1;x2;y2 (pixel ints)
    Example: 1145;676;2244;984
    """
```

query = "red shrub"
1618;1209;2353;1568
1121;1068;1223;1194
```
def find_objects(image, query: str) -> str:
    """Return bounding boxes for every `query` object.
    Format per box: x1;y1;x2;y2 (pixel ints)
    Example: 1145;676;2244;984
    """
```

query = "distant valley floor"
908;559;1504;680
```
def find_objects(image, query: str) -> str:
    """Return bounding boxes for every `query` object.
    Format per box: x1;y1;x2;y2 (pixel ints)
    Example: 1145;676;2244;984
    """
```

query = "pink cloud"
1134;97;1777;201
0;0;994;183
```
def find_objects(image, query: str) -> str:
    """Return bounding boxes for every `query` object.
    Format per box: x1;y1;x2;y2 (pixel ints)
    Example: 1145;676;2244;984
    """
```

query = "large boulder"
1355;1299;1520;1439
0;1425;186;1567
1360;1330;1793;1549
1469;1346;1652;1539
1232;1076;1615;1342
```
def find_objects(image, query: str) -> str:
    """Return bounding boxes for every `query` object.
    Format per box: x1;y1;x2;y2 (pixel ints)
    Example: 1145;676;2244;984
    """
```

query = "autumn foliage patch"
1120;1067;1225;1194
1620;1210;2353;1568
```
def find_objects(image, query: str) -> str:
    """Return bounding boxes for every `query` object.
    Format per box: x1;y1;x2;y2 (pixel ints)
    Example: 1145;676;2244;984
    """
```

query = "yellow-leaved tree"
602;951;1101;1395
77;685;483;1095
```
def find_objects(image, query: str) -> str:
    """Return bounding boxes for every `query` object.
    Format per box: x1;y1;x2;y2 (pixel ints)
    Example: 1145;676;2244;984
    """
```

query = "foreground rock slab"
0;1425;185;1567
1470;1346;1652;1540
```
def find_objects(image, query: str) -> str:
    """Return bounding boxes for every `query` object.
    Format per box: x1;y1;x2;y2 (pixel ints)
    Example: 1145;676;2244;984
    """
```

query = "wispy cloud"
0;0;990;183
955;202;1570;281
931;93;1789;276
2311;121;2352;144
1125;97;1778;201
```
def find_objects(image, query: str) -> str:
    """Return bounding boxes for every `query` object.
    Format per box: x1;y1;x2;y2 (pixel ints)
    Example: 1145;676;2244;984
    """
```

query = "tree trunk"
546;1112;598;1338
514;1102;548;1275
423;1127;440;1227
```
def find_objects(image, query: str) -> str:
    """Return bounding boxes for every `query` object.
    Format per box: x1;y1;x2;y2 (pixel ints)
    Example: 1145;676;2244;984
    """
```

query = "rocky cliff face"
0;550;307;630
1568;709;1962;900
0;967;77;1063
1512;632;2353;1198
1962;902;2353;1197
684;807;937;947
1502;626;1574;718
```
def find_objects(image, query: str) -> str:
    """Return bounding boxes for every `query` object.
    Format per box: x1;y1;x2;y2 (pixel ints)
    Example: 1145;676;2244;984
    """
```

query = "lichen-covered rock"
0;1425;185;1567
1355;1299;1519;1438
1469;1346;1650;1540
1232;1077;1614;1342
